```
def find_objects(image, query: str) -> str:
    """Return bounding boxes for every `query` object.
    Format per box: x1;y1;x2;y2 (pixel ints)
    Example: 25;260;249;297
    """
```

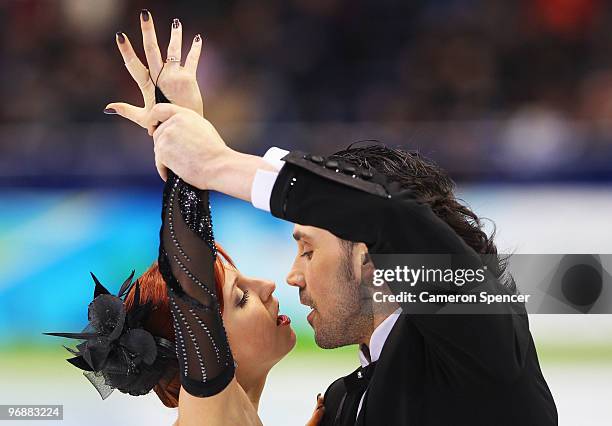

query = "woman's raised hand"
105;10;204;131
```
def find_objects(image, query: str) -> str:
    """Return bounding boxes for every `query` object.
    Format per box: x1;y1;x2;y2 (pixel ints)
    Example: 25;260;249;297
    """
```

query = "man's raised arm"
145;106;529;382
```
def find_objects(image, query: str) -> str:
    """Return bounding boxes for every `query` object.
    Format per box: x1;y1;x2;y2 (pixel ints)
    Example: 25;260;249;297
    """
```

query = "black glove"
156;86;235;397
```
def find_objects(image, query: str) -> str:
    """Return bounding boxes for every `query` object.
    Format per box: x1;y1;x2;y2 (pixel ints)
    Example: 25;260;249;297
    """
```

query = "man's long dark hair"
330;143;515;291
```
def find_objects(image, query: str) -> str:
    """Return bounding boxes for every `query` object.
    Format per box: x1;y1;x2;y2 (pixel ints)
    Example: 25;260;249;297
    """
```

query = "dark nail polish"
194;34;201;43
172;18;180;29
116;32;125;44
104;108;117;115
141;9;150;22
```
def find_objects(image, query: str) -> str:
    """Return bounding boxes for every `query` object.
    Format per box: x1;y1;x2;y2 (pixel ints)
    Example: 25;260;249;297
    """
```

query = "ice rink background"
1;186;611;425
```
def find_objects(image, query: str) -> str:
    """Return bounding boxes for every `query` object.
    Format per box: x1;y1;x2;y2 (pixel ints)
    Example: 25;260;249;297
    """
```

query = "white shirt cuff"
262;147;289;170
250;147;289;212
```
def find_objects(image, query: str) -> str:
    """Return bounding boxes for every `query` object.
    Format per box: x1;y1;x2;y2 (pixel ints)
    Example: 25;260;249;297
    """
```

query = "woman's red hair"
123;243;235;408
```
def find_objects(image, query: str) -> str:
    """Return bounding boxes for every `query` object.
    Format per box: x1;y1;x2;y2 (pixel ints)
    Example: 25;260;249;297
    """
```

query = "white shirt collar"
358;308;402;367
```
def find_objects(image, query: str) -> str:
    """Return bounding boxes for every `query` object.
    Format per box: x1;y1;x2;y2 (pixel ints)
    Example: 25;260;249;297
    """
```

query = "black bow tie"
332;361;378;426
344;361;377;393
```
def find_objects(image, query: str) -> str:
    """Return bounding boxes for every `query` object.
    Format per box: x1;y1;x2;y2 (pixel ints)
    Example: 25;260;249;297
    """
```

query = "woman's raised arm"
106;11;263;426
158;172;262;426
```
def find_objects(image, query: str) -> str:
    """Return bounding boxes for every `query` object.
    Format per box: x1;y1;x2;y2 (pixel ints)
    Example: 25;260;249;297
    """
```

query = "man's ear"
355;242;371;265
355;243;373;271
357;244;376;285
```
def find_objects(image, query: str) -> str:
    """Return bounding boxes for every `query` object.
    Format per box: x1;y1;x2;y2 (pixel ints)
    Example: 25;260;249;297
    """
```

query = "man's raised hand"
146;102;277;203
147;103;229;186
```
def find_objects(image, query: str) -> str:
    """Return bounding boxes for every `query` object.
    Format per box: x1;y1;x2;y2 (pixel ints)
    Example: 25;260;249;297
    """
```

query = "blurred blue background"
0;191;299;344
1;0;612;425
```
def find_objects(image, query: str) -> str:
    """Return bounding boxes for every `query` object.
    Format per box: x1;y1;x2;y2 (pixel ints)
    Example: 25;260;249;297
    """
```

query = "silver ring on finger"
166;56;181;63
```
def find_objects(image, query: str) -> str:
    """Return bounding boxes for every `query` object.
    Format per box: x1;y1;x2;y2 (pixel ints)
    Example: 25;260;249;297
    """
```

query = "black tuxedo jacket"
269;151;558;426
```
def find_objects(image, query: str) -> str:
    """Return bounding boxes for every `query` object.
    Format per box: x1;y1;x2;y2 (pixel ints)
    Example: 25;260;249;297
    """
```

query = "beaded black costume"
157;171;235;397
155;84;234;397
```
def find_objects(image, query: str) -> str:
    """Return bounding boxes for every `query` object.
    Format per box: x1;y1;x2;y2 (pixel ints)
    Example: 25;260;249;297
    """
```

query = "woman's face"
221;265;295;375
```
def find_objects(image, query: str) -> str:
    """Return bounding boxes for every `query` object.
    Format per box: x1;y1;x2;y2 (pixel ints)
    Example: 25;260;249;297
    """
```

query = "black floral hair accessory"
43;271;177;399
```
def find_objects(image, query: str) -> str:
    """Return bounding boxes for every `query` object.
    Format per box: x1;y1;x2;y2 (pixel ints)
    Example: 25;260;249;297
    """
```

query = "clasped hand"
105;10;229;189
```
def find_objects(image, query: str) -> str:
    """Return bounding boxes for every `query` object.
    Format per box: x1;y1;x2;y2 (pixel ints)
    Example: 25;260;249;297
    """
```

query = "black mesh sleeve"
158;172;235;397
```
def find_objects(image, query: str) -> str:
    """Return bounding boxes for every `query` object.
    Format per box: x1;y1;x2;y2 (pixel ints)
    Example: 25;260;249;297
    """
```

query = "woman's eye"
237;289;249;308
301;251;313;259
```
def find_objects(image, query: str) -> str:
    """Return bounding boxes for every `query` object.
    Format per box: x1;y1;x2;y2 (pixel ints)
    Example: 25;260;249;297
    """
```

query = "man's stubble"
314;241;374;349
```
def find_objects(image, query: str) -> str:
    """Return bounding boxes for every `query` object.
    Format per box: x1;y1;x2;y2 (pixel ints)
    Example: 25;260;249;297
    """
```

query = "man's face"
286;224;372;348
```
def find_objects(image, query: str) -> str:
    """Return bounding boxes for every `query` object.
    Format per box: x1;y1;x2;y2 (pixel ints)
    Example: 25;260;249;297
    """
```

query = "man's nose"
286;268;305;288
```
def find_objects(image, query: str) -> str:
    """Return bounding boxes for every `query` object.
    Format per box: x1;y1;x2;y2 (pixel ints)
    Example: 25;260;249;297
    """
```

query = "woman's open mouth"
277;314;291;326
